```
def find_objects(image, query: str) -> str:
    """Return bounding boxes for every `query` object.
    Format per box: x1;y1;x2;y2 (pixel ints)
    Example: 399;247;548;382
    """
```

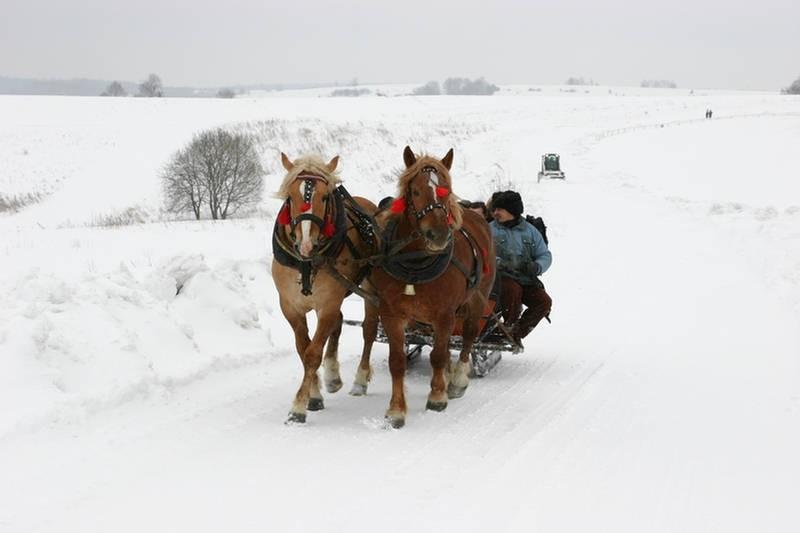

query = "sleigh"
537;153;566;182
344;283;519;377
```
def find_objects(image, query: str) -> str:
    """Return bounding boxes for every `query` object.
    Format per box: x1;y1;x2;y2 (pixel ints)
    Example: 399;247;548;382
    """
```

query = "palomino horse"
354;146;496;428
272;153;377;423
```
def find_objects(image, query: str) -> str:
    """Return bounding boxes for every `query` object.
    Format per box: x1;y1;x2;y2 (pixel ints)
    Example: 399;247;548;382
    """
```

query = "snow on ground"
1;87;799;532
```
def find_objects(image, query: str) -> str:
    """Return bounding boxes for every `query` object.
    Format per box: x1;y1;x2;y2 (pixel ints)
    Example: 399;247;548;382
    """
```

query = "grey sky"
1;0;798;90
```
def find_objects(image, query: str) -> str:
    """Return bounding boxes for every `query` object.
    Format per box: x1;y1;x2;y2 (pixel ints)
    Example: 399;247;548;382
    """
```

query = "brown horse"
354;146;496;428
272;152;377;424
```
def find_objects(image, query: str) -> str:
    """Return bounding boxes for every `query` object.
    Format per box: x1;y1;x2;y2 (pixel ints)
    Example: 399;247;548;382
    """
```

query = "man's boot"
509;323;527;353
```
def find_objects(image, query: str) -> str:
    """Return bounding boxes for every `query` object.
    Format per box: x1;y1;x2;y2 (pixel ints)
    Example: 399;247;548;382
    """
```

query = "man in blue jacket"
489;190;552;348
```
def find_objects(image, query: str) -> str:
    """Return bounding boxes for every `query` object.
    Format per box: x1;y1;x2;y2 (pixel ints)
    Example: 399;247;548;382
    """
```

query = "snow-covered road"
1;89;799;532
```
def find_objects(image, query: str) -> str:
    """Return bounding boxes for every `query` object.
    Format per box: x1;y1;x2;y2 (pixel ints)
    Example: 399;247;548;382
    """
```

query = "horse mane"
275;154;342;199
396;155;464;230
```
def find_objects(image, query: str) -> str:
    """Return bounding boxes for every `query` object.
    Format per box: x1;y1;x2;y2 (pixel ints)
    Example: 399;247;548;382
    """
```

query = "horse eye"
412;190;420;197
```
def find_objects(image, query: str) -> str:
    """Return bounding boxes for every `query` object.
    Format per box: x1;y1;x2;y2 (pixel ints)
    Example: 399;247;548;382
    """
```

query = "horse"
272;152;378;424
353;146;496;428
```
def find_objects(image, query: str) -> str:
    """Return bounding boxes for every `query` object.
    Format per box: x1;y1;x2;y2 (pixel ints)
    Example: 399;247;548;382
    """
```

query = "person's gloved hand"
497;259;512;273
523;261;542;277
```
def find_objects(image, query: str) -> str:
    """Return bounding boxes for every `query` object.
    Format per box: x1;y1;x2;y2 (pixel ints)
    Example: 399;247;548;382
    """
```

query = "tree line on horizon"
782;75;800;95
101;74;237;98
411;77;499;96
99;73;800;98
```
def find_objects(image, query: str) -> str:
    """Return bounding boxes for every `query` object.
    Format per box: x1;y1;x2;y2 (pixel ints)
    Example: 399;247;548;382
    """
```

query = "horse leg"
308;372;324;411
287;308;341;424
449;299;481;399
280;301;312;424
350;299;378;396
427;315;455;412
383;315;408;428
322;311;344;393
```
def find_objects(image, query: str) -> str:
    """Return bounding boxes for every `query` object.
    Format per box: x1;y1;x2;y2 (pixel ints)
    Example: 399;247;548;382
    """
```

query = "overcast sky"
1;0;798;90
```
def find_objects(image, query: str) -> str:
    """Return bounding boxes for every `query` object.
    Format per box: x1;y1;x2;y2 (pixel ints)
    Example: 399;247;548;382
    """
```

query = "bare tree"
412;81;441;95
217;88;236;98
138;73;163;97
162;146;206;219
443;77;499;95
641;79;678;88
101;81;127;96
565;77;598;86
162;128;264;220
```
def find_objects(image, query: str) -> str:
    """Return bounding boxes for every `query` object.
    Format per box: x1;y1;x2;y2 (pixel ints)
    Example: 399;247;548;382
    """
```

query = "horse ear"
403;146;417;168
327;155;339;173
441;148;454;170
280;152;294;172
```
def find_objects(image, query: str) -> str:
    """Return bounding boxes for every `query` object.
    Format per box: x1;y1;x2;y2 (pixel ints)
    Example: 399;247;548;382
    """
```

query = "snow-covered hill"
1;87;799;532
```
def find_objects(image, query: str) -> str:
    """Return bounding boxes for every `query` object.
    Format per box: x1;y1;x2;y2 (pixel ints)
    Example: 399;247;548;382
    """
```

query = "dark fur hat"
491;190;523;218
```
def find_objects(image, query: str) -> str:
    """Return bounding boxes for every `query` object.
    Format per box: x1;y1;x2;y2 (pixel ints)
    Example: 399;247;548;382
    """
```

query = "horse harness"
272;168;486;304
377;217;485;291
377;165;485;291
273;179;376;301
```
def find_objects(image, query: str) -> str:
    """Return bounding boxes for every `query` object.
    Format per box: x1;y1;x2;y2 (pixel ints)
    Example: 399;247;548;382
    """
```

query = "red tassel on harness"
277;204;291;225
390;197;406;213
436;186;449;198
301;202;311;212
322;217;335;238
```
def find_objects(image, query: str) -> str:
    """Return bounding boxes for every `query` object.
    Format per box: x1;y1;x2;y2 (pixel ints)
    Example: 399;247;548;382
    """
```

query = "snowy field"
1;87;799;532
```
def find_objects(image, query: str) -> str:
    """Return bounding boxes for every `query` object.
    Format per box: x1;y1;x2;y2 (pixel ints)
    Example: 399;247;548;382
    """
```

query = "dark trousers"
500;276;552;339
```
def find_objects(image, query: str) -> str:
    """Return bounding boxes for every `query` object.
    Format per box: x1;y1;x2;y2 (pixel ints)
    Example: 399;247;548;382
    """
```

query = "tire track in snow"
568;110;800;158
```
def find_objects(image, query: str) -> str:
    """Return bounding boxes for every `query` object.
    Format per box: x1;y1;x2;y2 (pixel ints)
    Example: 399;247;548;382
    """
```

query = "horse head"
276;152;340;258
392;146;462;252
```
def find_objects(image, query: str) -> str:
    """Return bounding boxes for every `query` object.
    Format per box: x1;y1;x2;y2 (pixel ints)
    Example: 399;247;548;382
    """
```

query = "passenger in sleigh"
488;190;552;347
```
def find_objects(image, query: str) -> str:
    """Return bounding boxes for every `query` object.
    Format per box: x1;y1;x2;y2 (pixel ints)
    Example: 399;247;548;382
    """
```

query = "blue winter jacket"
490;218;552;285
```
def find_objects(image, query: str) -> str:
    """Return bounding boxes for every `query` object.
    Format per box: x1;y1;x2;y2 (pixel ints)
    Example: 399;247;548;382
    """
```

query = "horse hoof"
349;383;368;396
325;378;343;394
384;415;405;429
286;412;306;424
447;383;467;399
426;400;448;412
307;398;325;411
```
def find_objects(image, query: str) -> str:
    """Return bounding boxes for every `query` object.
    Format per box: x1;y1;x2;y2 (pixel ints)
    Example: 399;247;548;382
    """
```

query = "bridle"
273;172;349;297
405;166;452;223
278;173;335;244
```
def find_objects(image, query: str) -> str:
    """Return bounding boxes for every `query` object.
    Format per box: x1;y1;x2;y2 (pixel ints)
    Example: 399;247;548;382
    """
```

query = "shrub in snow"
0;191;45;213
89;206;150;227
162;128;265;220
216;88;236;99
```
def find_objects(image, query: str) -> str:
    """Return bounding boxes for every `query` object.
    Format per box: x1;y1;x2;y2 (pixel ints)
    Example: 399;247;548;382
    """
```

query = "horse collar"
380;218;454;285
272;189;347;295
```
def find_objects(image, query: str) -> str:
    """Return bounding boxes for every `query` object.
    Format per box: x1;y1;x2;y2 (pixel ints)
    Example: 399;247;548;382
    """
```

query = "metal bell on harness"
403;284;416;296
